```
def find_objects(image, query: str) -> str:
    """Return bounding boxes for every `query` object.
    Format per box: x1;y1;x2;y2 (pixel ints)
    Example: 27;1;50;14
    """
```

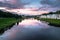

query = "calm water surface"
0;18;60;40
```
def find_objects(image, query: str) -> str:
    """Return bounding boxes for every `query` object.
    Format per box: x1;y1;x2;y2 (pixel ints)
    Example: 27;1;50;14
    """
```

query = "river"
0;18;60;40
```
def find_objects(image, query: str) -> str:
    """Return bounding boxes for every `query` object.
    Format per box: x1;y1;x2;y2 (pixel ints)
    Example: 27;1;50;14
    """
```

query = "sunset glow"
19;19;41;25
0;0;60;15
1;8;49;15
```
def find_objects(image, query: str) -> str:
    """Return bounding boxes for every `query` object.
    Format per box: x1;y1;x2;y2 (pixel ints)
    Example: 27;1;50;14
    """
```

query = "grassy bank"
40;18;60;27
0;18;18;34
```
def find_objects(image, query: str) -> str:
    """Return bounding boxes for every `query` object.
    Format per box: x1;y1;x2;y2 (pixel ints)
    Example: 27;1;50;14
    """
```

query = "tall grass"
0;18;17;34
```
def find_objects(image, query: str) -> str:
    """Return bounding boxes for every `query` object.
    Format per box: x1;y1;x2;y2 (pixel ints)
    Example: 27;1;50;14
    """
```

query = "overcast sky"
0;0;60;15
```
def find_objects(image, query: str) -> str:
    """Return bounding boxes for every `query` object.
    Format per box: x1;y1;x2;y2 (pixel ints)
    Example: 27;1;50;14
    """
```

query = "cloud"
0;0;59;15
41;0;60;7
0;2;18;9
0;0;29;9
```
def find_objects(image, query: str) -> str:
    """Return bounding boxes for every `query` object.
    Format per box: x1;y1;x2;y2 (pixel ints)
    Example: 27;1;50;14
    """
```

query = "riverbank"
39;18;60;27
0;18;18;34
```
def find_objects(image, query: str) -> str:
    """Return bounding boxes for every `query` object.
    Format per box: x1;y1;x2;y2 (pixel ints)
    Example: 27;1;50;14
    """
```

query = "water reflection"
18;18;49;28
0;19;60;40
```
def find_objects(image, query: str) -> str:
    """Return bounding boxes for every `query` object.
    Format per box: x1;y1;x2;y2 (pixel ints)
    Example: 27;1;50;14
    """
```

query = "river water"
0;18;60;40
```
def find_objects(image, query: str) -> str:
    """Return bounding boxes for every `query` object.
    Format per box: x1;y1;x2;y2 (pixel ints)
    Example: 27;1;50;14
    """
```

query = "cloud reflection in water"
0;19;60;40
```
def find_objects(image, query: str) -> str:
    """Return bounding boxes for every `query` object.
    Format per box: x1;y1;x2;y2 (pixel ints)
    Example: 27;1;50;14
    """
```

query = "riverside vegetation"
0;10;23;34
40;18;60;27
0;10;60;34
40;11;60;27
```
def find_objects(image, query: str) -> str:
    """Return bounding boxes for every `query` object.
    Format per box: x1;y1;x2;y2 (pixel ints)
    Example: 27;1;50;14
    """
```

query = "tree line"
0;10;22;19
41;10;60;19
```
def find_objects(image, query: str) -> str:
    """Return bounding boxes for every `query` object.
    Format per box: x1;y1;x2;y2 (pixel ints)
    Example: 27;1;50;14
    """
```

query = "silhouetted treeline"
43;10;60;15
0;10;22;18
41;10;60;19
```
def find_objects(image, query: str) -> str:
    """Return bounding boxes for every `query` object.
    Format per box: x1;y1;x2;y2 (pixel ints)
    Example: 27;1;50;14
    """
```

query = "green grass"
0;18;18;34
40;18;60;27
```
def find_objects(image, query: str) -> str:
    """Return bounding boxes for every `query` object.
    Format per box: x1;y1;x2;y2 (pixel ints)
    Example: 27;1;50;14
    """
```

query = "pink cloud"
7;0;17;4
0;7;49;15
10;8;49;15
0;0;4;2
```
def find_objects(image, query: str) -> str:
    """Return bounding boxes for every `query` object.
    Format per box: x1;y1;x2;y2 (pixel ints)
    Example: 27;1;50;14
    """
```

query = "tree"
55;11;60;19
0;10;22;18
48;12;53;18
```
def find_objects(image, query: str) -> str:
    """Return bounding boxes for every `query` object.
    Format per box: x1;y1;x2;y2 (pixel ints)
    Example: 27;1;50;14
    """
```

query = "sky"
0;0;60;15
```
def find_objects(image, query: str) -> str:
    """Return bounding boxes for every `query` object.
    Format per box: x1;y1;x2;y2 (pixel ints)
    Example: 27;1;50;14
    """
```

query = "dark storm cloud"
0;0;29;9
41;0;60;7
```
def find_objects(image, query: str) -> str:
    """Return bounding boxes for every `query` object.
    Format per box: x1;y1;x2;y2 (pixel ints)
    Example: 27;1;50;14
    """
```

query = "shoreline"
0;23;16;35
40;18;60;27
0;18;18;34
